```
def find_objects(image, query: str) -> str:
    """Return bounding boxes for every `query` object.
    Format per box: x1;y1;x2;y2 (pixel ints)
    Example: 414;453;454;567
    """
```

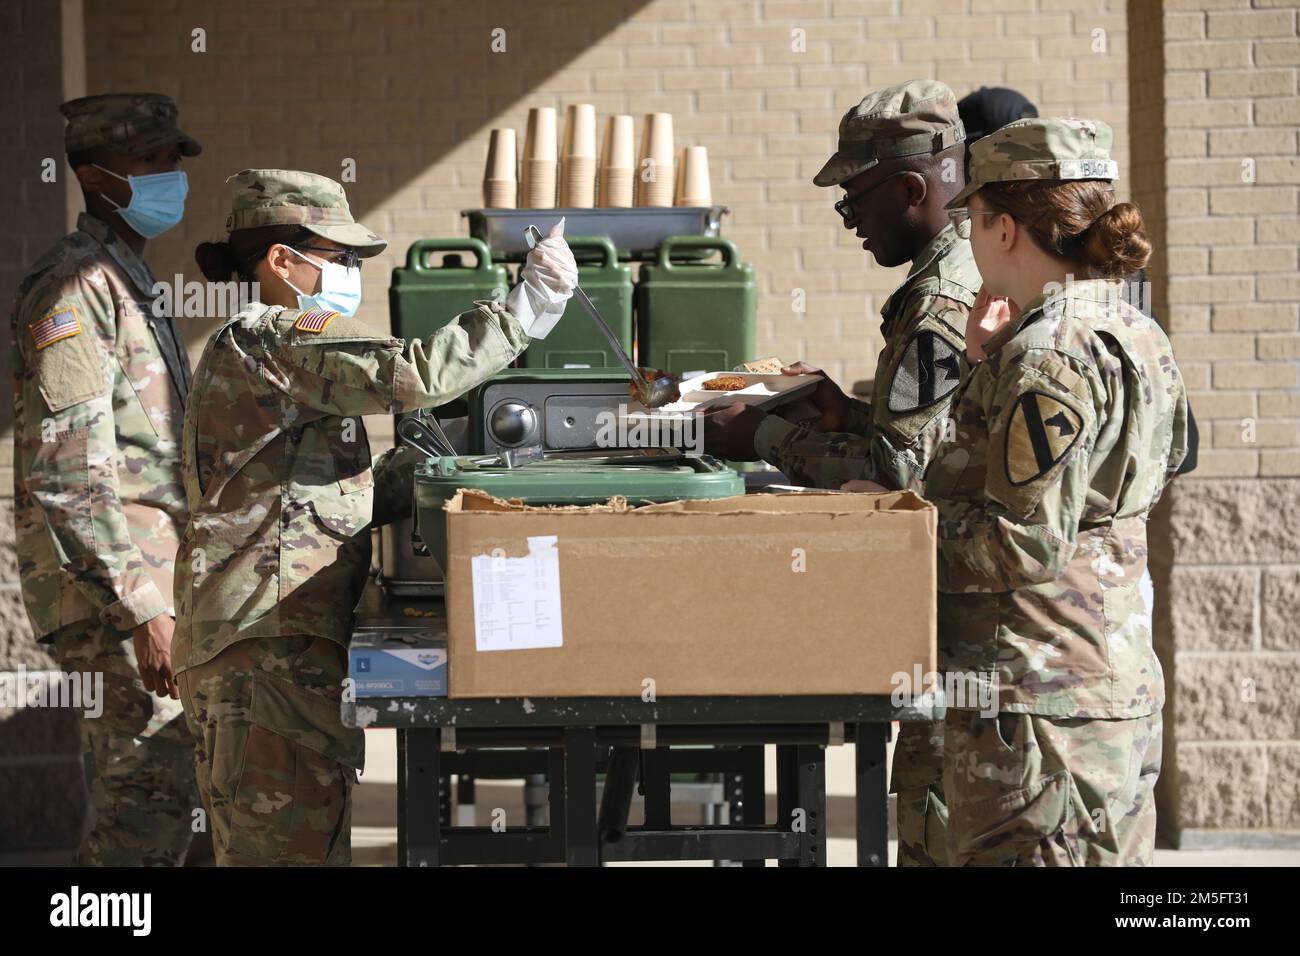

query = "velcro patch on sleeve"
888;329;963;413
294;309;339;333
28;307;83;350
1004;391;1083;486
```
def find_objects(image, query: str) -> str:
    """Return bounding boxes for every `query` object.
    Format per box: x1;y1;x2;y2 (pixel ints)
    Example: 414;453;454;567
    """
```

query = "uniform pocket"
226;669;364;865
949;768;1082;867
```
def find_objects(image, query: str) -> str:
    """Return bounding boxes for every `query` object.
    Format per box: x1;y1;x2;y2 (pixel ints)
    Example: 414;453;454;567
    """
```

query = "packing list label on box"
470;535;563;652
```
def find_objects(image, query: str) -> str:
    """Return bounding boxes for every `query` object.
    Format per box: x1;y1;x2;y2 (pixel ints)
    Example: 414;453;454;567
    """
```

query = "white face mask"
282;246;363;317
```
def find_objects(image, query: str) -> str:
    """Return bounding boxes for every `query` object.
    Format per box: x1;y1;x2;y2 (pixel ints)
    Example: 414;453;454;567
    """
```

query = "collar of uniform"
231;300;276;329
77;211;158;300
982;282;1071;357
879;223;961;323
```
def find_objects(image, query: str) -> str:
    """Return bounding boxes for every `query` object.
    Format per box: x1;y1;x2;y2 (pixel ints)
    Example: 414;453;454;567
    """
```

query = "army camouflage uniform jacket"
754;224;980;491
925;278;1189;718
11;212;191;639
174;300;530;672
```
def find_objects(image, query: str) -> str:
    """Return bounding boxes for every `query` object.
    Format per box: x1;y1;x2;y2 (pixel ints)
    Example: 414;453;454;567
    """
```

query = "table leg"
401;728;441;867
563;727;598;866
796;743;826;867
741;745;765;868
641;746;671;829
855;722;889;867
776;744;797;868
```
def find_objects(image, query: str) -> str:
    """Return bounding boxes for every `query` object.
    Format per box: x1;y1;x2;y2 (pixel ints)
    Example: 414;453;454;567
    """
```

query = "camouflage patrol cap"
947;117;1119;209
224;169;387;257
814;79;965;187
61;92;201;157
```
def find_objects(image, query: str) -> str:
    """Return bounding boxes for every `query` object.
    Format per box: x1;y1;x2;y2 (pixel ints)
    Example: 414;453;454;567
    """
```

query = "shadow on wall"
82;0;658;357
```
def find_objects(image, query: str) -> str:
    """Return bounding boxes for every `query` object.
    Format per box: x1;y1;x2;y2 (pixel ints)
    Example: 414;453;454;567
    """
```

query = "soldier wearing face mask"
176;169;577;865
9;92;201;866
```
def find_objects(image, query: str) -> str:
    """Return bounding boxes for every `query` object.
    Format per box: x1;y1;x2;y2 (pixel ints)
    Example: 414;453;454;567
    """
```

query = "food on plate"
701;374;749;391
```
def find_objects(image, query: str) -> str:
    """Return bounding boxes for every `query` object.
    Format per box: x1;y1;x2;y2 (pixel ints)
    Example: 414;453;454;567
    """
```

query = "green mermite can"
388;238;509;339
634;236;757;375
520;236;633;370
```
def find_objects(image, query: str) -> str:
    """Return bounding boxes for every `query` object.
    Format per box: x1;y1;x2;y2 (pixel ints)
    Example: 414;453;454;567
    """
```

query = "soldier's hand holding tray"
701;401;765;461
780;361;851;432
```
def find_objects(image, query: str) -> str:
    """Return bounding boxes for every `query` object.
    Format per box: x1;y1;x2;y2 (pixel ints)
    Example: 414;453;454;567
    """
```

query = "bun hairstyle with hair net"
977;179;1152;279
194;225;314;284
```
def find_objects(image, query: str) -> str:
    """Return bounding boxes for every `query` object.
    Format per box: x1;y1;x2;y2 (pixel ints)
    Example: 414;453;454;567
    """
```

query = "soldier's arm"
752;299;967;491
17;279;170;630
261;301;529;416
935;352;1100;594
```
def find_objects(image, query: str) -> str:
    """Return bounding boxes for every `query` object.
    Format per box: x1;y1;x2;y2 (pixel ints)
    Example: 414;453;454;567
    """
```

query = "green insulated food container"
635;236;757;376
413;453;743;573
388;238;509;339
521;236;633;370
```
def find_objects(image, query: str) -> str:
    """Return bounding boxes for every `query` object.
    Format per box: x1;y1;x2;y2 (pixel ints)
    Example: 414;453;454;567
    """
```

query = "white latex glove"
505;218;578;339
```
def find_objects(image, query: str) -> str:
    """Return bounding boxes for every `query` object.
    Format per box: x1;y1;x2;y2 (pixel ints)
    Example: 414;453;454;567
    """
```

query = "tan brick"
1261;451;1300;477
1211;185;1299;215
625;46;691;68
1258;217;1300;243
935;16;999;38
1167;158;1257;187
1258;335;1300;360
1259;274;1300;301
1167;274;1255;305
1214;419;1300;448
1170;567;1258;652
1179;361;1212;390
1209;69;1296;98
1212;245;1298;274
867;17;932;39
1212;303;1300;332
1165;72;1206;99
1256;158;1300;186
1165;40;1253;69
1185;391;1256;419
1163;13;1207;41
1171;334;1254;361
1211;128;1298;158
1168;247;1210;275
1256;40;1300;66
1167;189;1208;218
698;91;763;112
1213;361;1299;390
1177;744;1268;829
1206;10;1297;38
1260;392;1300;417
1193;449;1260;477
662;69;727;91
1167;99;1253;128
1165;128;1208;158
764;44;833;65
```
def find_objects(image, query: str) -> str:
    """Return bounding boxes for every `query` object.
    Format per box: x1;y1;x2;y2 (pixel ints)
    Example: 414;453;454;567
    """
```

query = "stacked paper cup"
482;128;517;209
675;145;712;206
636;112;675;207
599;114;635;208
521;107;558;209
560;104;597;208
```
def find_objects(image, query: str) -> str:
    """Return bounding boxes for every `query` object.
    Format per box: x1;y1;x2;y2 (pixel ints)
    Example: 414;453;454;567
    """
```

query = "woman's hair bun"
194;240;239;282
1081;201;1151;278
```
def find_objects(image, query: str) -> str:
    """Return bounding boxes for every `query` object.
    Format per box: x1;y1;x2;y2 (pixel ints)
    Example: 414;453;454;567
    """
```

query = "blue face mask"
283;246;363;317
94;165;188;238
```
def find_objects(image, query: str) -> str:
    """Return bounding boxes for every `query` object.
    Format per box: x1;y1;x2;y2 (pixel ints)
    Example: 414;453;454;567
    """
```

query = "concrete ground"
352;728;1300;868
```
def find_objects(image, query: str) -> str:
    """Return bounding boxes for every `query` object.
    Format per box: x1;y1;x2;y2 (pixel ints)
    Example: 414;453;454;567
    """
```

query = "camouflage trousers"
51;622;198;866
177;635;365;866
943;708;1162;866
890;720;948;867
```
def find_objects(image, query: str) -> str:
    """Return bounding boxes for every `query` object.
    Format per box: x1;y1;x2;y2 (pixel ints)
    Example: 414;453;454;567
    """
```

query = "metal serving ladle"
524;224;679;409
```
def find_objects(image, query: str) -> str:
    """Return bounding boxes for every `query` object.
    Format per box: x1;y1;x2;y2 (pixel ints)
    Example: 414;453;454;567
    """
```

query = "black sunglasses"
834;170;911;221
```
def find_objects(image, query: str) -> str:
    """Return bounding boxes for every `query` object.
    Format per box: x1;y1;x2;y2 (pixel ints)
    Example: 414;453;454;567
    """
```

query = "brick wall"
1134;0;1300;846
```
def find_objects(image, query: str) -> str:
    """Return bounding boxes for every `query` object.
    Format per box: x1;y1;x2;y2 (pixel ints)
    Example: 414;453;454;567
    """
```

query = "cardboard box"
443;489;936;698
349;631;448;698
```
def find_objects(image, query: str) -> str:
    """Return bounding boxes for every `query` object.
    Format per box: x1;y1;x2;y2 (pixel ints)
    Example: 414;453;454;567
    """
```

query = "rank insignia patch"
29;307;82;350
295;309;338;333
1004;391;1083;486
887;330;962;413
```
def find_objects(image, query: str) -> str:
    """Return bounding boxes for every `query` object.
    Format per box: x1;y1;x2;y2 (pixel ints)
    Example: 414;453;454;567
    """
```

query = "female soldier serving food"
924;120;1188;866
174;169;576;865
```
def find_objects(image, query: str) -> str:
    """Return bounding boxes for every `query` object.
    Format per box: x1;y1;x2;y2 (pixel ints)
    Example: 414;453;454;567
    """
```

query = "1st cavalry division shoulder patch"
295;309;338;333
29;307;82;350
888;330;962;413
1004;391;1083;486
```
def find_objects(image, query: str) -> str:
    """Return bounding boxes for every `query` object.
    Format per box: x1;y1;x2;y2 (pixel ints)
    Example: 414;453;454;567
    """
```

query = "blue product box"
349;630;448;697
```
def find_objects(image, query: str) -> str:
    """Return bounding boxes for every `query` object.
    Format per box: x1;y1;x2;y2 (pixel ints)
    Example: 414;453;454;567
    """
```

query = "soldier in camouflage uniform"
703;79;983;866
927;119;1188;865
174;169;575;865
10;93;201;865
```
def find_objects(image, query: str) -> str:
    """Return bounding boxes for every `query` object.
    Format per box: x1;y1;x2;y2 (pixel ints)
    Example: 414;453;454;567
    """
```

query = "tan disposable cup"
483;178;517;209
601;114;635;170
677;145;712;206
484;128;517;182
599;168;634;207
524;159;557;208
563;104;597;159
561;155;597;207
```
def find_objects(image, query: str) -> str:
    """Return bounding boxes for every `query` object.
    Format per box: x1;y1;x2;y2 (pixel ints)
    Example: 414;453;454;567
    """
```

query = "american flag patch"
294;309;338;333
29;307;82;350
